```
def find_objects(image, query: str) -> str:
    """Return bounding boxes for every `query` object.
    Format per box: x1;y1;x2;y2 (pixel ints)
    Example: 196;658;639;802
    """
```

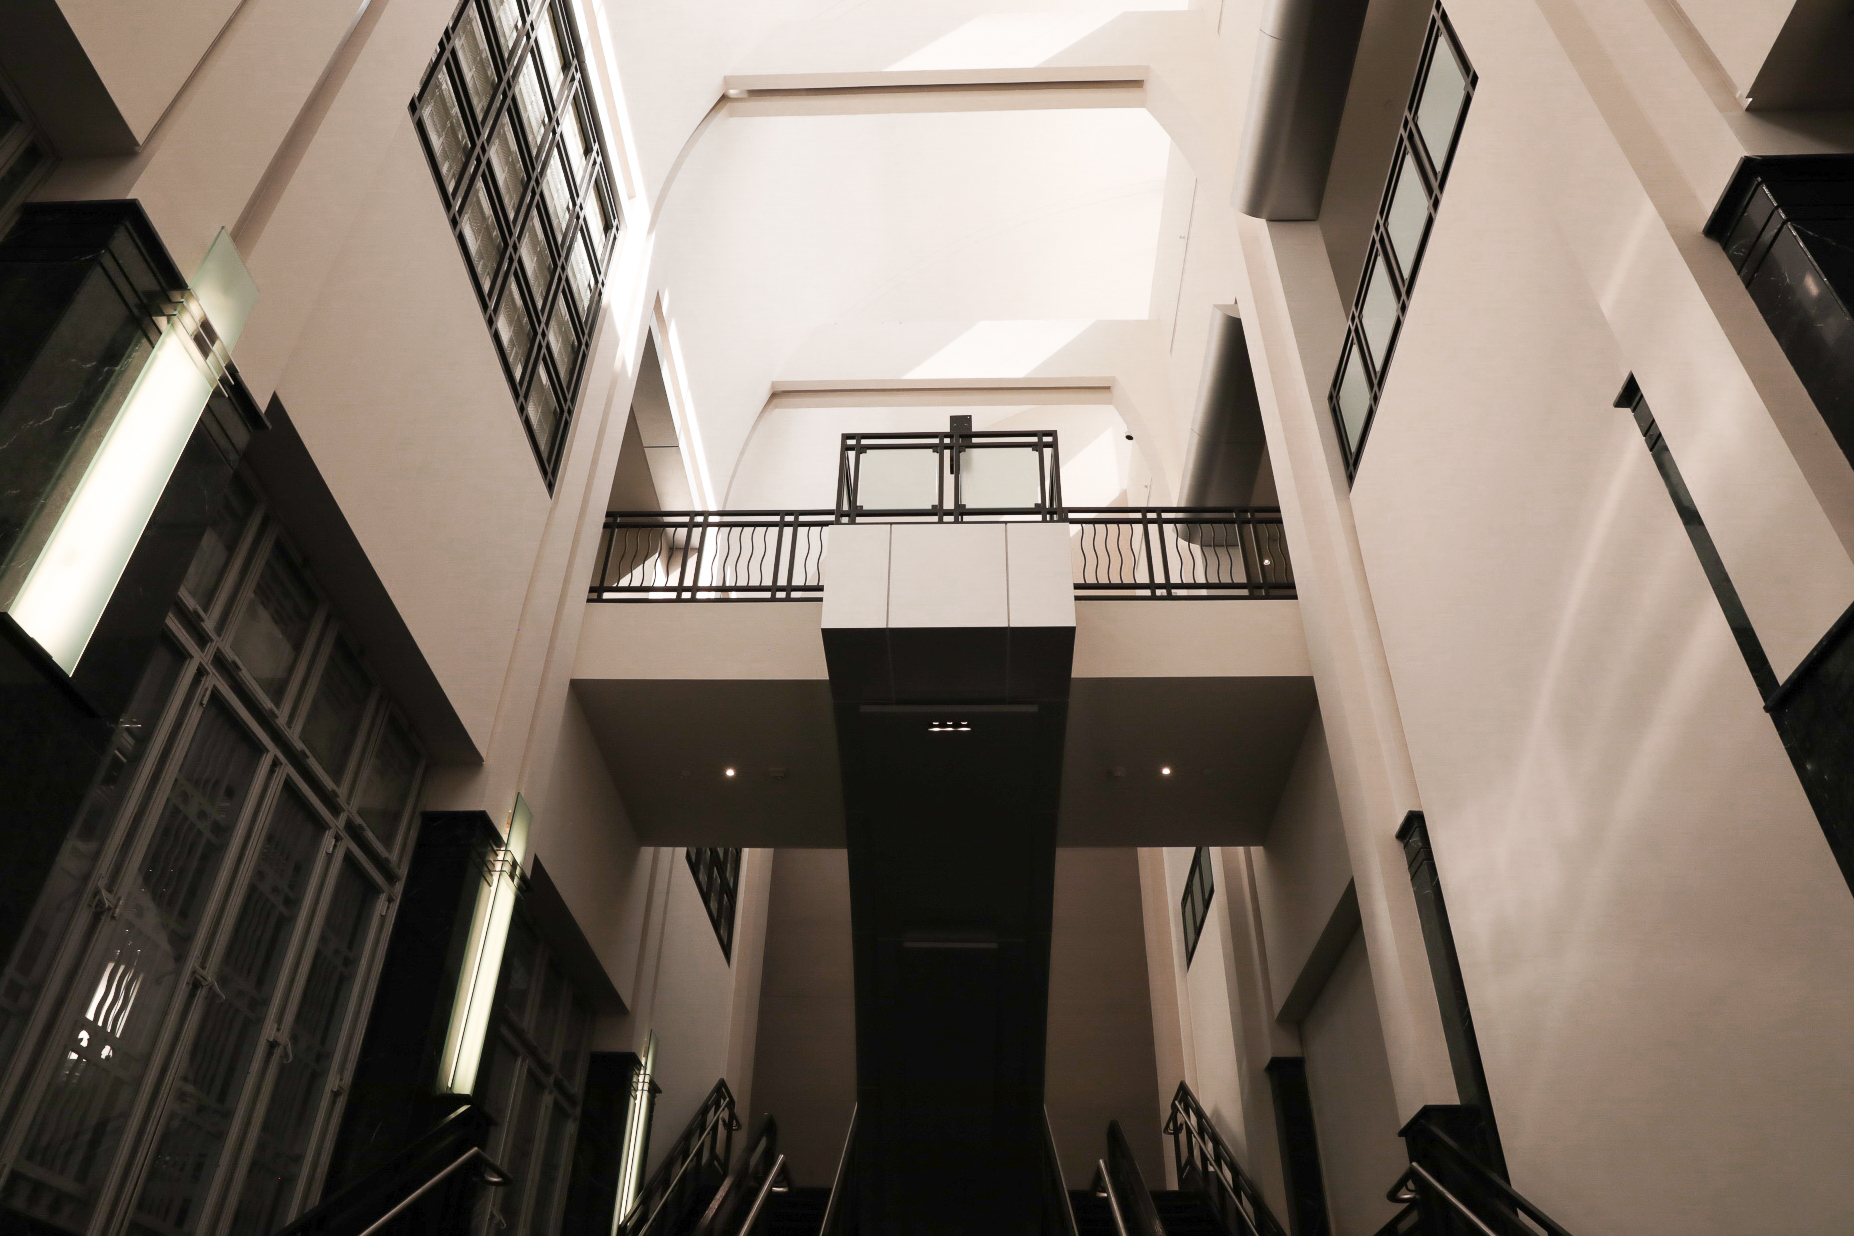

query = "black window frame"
1180;846;1215;966
685;847;741;962
410;0;623;490
1329;4;1476;480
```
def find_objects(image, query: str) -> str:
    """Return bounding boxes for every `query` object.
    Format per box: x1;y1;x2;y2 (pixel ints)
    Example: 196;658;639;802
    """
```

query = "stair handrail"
1042;1106;1080;1236
818;1104;858;1236
1164;1082;1288;1236
272;1105;506;1236
690;1113;784;1236
1398;1112;1576;1236
1090;1161;1131;1236
1103;1119;1166;1236
622;1079;741;1236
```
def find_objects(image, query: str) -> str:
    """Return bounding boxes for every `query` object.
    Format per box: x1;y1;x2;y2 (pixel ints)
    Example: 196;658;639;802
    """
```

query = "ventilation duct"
1180;307;1270;523
1233;0;1371;220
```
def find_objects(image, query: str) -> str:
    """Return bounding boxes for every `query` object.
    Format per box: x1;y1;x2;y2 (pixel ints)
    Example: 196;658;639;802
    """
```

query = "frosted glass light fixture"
439;794;532;1095
0;228;256;674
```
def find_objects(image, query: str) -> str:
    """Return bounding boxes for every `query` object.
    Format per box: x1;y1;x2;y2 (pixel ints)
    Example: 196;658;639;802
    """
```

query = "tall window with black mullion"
1329;5;1475;477
412;0;620;486
687;848;741;961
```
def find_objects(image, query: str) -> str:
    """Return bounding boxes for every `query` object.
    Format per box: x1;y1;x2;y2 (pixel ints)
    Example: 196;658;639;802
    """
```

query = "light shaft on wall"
5;230;257;674
439;795;533;1095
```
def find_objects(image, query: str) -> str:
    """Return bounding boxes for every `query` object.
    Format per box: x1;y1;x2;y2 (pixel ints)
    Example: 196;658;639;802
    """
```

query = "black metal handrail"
621;1079;741;1236
590;508;1294;601
592;511;832;600
691;1113;787;1236
1165;1082;1289;1236
273;1105;506;1236
837;429;1064;521
1042;1107;1081;1236
819;1105;858;1236
1391;1110;1576;1236
1102;1119;1165;1236
1069;508;1293;598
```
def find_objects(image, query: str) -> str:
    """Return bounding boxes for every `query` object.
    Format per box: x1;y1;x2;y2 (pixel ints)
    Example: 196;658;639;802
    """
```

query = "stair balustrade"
1164;1083;1289;1236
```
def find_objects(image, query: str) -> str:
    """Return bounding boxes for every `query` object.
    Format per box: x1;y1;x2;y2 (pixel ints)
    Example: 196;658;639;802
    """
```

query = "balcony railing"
589;508;1293;601
591;511;832;601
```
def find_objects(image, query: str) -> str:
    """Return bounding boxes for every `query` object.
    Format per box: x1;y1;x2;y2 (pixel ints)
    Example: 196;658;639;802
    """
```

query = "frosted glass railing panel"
960;447;1043;510
856;449;941;511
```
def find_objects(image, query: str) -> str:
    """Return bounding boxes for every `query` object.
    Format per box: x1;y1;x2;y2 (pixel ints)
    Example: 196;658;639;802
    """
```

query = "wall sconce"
439;794;532;1095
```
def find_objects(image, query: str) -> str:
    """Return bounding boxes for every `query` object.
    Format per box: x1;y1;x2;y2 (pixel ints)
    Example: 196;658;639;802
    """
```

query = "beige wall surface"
1668;0;1794;95
1252;716;1353;1013
643;851;755;1176
1345;35;1854;1235
1300;932;1405;1236
273;121;553;751
55;0;244;140
749;849;857;1186
533;692;652;1009
1163;846;1249;1164
1046;848;1163;1186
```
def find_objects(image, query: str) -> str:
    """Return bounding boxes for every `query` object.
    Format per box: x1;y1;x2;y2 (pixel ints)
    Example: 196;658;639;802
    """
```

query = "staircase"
1149;1191;1225;1236
754;1187;830;1236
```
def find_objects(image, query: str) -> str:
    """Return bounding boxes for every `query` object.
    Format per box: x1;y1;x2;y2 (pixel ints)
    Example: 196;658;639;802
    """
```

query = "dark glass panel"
300;637;372;784
230;860;377;1232
229;540;319;706
354;713;420;852
179;474;255;615
1;700;264;1231
530;1100;574;1235
130;788;322;1235
496;913;540;1033
532;962;565;1061
0;641;185;1088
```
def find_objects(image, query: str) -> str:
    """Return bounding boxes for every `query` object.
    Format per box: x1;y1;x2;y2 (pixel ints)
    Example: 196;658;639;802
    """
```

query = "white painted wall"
1300;933;1404;1236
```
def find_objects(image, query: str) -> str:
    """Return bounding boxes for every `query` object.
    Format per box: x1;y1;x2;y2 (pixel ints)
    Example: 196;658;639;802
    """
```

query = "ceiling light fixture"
928;721;972;733
1160;766;1173;776
724;767;737;777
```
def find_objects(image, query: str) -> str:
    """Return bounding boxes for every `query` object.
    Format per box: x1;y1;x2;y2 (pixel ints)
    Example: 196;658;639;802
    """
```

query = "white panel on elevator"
888;523;1008;628
1006;523;1076;629
821;524;891;629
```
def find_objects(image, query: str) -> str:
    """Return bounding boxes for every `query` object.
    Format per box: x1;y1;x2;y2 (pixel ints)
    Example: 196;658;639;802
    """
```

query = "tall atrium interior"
1;1;1852;1234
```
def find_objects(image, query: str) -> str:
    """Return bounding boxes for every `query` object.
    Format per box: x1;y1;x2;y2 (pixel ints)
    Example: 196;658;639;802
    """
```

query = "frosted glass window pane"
960;447;1043;510
856;449;940;510
1335;344;1372;456
1416;37;1468;169
1359;252;1401;369
1384;149;1430;280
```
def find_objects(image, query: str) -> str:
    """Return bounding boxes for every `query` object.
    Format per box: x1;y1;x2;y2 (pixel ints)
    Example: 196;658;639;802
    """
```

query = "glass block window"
1180;847;1215;966
1329;4;1475;478
411;0;621;487
686;848;741;962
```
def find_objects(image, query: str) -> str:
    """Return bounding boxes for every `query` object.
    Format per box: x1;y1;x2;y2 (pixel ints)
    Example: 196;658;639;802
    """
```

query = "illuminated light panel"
4;230;255;675
439;794;532;1095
